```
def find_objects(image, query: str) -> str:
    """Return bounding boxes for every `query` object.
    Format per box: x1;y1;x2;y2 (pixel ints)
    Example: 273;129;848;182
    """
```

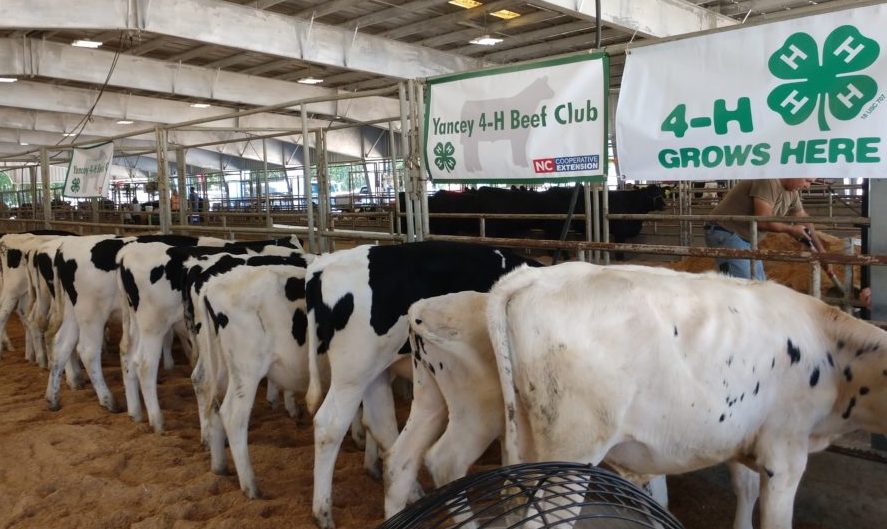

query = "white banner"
616;4;887;180
425;53;608;183
64;142;114;197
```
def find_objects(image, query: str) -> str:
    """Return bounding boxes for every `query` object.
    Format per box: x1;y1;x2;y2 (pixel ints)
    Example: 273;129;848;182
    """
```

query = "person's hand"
860;287;872;310
792;224;812;243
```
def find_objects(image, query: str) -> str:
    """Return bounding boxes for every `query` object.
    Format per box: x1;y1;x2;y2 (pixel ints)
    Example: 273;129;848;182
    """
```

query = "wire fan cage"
378;462;685;529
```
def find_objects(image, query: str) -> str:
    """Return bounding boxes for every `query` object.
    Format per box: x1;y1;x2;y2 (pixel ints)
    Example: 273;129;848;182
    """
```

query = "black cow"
407;185;666;245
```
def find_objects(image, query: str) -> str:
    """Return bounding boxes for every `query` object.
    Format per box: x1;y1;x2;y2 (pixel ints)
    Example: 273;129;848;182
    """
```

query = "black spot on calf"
786;339;801;364
285;276;305;302
120;266;140;311
753;381;760;396
827;353;834;367
90;238;128;271
844;366;853;382
291;308;307;346
673;325;678;337
54;252;78;306
842;397;856;419
305;271;354;356
809;367;820;387
150;265;165;284
6;248;22;268
35;253;55;297
859;386;870;396
204;297;229;333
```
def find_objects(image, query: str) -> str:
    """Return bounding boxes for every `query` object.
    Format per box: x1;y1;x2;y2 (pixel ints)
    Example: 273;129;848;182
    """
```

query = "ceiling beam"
530;0;736;38
378;0;519;40
0;0;487;79
0;82;376;159
294;0;368;19
0;38;401;122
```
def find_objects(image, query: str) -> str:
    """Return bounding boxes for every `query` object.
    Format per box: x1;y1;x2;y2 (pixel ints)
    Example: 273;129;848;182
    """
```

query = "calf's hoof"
243;483;262;499
46;399;61;412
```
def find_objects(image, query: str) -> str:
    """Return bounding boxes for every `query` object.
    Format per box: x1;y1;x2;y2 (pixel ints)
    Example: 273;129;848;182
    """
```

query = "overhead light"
491;9;521;20
0;77;17;83
190;103;211;108
116;120;134;125
72;39;103;48
297;77;324;85
469;35;503;46
19;141;29;146
449;0;482;8
62;132;77;137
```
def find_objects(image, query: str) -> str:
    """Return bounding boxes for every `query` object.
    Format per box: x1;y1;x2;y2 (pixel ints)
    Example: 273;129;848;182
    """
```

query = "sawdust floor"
1;315;885;529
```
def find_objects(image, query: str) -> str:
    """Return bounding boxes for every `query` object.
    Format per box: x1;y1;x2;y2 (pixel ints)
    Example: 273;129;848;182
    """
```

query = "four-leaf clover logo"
70;177;81;193
433;141;456;172
767;25;880;131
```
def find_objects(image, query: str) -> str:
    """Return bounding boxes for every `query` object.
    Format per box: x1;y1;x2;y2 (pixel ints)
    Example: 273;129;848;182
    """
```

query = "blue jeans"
704;227;765;280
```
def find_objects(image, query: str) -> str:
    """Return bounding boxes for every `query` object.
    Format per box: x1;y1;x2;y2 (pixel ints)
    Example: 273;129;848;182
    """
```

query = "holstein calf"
488;262;887;529
193;256;309;498
116;235;302;432
385;291;668;519
305;240;540;529
45;234;222;412
0;232;75;362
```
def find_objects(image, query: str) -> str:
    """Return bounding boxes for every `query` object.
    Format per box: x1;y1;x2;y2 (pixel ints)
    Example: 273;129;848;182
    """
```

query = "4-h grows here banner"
616;4;887;180
425;53;608;184
64;142;114;198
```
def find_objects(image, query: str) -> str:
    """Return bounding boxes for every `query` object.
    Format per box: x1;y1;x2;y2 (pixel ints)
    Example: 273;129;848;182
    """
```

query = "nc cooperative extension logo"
533;154;600;173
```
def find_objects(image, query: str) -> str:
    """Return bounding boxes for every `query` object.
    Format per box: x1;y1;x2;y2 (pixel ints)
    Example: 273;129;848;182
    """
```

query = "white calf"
384;291;501;518
488;262;887;529
385;291;668;519
192;258;309;498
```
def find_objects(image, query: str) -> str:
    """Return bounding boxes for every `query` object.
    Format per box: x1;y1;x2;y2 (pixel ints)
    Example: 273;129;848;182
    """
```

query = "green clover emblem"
70;177;81;193
433;141;456;172
767;26;879;131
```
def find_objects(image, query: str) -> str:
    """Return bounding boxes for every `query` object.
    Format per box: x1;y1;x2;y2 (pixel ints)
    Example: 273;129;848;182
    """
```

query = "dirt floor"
1;314;885;529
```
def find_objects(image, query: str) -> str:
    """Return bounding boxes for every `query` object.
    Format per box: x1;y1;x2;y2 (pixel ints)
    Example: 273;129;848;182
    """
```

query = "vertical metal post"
316;129;329;253
590;184;600;263
176;147;187;227
601;181;610;265
388;120;402;237
29;166;38;223
414;80;430;240
40;148;52;228
155;127;171;234
399;82;415;242
262;138;272;228
750;219;759;276
300;104;317;253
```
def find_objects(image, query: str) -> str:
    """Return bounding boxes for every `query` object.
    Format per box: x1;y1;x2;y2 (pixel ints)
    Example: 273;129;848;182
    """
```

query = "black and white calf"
190;254;310;498
305;240;540;529
45;234;222;412
116;235;302;432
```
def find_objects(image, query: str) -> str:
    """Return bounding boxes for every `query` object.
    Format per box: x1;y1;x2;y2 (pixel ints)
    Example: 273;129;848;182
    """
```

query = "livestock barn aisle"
0;313;885;529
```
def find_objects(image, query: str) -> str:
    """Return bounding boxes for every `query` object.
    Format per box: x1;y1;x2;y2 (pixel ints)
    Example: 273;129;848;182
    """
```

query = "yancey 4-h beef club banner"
424;53;608;184
616;3;887;180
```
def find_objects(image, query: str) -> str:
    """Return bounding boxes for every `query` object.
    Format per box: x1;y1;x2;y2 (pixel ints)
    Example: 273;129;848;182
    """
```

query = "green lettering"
679;147;701;168
857;137;881;162
661;104;689;138
713;97;753;135
723;144;753;166
658;149;680;169
780;141;805;164
804;139;828;163
828;138;855;162
702;146;724;168
751;143;771;166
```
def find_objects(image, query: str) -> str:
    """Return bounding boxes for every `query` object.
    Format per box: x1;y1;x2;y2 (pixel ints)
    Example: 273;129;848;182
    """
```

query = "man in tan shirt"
704;178;824;279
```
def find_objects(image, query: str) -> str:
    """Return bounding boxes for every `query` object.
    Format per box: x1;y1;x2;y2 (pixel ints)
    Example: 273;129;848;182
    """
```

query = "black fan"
378;462;684;529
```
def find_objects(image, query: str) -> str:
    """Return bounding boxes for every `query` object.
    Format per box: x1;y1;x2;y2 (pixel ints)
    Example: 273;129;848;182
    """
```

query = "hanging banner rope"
424;53;609;184
616;4;887;180
64;142;114;197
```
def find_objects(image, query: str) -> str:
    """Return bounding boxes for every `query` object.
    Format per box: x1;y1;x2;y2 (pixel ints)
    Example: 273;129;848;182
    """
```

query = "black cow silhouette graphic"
460;77;555;172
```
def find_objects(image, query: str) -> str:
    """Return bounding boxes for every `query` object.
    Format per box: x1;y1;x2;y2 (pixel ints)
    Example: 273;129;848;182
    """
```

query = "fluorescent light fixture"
116;120;134;125
19;141;29;146
62;132;77;137
491;9;520;19
0;77;17;83
449;0;482;8
469;35;503;46
297;77;324;85
72;39;103;48
190;103;211;108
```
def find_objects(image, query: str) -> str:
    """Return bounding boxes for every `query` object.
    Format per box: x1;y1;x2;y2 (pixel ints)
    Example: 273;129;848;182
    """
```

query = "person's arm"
753;197;809;239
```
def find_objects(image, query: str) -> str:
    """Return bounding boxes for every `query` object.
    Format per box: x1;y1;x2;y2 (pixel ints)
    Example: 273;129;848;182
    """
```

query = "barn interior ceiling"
0;0;860;171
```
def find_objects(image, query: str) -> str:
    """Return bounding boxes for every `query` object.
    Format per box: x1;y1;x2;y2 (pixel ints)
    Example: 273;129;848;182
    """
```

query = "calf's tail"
305;305;323;415
485;264;538;466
